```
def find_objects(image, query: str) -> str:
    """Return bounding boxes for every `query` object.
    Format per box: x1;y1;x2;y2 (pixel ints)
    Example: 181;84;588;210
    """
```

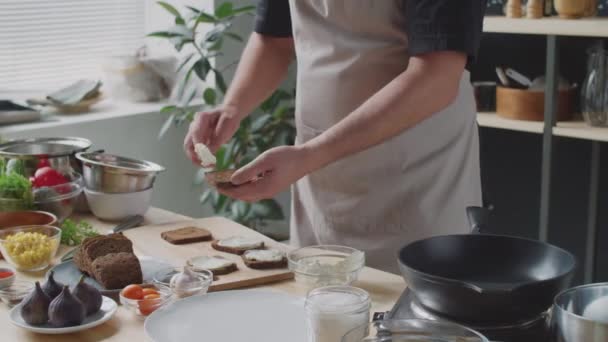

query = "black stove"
381;289;553;342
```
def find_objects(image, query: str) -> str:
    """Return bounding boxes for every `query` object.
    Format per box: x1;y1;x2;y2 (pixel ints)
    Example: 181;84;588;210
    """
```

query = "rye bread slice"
161;227;213;245
74;233;133;275
91;252;143;290
241;250;288;270
211;239;265;255
205;169;237;188
187;255;238;276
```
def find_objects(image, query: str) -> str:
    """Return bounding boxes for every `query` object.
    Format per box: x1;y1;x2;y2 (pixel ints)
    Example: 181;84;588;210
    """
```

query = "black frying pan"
398;207;576;324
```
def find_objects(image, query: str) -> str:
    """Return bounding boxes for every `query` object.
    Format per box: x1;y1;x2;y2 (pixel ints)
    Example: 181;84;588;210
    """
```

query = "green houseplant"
149;1;296;230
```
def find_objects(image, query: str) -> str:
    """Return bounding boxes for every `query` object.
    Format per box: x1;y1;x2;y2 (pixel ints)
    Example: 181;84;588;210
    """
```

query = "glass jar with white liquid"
305;286;371;342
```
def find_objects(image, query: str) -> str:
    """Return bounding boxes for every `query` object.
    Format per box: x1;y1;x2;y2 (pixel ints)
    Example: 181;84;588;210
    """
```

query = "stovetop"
381;289;554;342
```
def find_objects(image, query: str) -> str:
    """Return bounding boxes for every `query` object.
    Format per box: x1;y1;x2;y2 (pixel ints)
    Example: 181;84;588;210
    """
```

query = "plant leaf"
200;189;212;204
175;17;185;25
176;53;194;72
215;2;234;19
193;59;212;81
196;12;217;24
214;69;227;93
147;31;184;38
208;37;224;51
231;201;250;220
157;1;182;18
186;6;201;14
224;32;243;42
158;113;176;139
203;88;217;106
194;168;206;185
251;114;273;133
252;199;284;220
160;105;177;114
231;6;256;16
214;193;229;212
214;145;227;170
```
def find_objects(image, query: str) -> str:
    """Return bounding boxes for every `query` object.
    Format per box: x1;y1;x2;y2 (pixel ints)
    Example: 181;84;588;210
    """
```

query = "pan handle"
466;206;491;234
461;282;520;295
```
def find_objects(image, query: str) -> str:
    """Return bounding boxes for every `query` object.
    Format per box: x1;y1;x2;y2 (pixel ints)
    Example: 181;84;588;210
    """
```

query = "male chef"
185;0;486;273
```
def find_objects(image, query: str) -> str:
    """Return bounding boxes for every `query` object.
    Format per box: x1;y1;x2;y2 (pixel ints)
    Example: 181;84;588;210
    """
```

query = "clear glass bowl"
0;280;34;308
288;245;365;289
119;284;172;317
0;225;61;271
153;266;213;298
342;319;489;342
33;172;84;223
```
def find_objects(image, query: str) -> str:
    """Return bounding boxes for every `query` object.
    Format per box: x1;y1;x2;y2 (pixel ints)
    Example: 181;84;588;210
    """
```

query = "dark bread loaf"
73;233;133;275
91;252;143;290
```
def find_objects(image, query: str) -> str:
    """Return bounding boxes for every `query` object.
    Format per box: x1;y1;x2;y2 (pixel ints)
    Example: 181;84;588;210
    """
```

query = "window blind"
0;0;146;92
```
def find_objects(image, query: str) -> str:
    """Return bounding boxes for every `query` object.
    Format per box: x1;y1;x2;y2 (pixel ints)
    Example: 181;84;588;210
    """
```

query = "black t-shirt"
254;0;486;69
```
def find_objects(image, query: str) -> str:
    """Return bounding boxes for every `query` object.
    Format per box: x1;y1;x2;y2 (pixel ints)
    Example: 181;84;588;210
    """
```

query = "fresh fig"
73;275;102;315
20;281;51;325
42;271;64;299
48;286;85;327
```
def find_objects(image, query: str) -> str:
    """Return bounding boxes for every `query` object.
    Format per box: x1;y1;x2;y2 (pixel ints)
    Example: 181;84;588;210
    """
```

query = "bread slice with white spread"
242;249;287;270
211;236;265;255
187;255;238;275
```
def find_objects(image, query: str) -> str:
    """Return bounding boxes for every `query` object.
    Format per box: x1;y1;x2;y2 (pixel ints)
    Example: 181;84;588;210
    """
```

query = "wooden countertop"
0;208;406;341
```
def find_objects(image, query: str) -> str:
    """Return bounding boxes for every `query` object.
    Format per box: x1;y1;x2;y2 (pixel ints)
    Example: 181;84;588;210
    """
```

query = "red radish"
34;167;68;188
36;158;51;169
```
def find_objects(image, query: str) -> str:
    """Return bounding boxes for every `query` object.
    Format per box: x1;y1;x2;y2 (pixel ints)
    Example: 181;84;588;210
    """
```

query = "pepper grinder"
506;0;523;18
527;0;544;18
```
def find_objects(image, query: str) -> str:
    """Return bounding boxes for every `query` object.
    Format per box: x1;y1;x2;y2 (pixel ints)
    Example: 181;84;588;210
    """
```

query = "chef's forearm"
223;33;295;120
301;51;467;171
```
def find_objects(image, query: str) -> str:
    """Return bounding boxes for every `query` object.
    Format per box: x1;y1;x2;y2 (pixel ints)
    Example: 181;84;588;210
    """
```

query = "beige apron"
288;0;482;274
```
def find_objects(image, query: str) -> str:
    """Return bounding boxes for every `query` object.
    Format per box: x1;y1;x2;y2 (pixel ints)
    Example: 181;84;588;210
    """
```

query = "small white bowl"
85;187;152;221
0;267;16;289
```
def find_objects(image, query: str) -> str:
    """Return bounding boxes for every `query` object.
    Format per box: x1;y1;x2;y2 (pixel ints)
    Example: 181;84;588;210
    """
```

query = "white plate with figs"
9;296;117;334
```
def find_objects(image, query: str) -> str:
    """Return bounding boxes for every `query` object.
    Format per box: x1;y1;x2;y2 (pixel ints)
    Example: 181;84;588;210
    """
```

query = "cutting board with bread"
121;217;294;291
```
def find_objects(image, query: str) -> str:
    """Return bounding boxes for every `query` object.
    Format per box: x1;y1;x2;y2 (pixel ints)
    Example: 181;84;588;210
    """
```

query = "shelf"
483;16;608;37
477;112;544;134
477;112;608;142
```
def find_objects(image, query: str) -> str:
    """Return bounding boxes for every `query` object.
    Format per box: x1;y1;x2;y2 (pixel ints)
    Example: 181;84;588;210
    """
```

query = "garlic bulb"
169;266;202;298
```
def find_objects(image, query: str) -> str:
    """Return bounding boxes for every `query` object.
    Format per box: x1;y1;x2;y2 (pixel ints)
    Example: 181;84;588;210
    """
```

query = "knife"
60;215;145;262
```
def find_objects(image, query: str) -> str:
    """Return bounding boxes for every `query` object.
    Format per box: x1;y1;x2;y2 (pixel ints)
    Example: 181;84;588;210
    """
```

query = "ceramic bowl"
85;187;152;221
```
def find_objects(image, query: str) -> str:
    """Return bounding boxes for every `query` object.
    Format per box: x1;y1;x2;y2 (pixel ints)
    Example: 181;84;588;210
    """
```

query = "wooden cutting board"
122;217;294;291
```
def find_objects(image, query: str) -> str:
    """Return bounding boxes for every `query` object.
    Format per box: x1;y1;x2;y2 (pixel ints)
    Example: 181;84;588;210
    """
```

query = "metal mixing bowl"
553;282;608;342
76;152;165;193
0;137;91;176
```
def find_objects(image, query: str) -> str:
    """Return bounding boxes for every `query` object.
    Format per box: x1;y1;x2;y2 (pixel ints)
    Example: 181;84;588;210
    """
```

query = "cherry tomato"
0;271;13;279
142;288;159;297
34;167;68;187
36;158;51;169
144;293;161;300
122;284;144;300
138;299;159;316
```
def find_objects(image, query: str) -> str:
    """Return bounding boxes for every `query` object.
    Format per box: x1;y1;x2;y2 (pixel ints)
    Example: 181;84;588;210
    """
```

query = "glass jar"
581;47;608;127
305;286;371;342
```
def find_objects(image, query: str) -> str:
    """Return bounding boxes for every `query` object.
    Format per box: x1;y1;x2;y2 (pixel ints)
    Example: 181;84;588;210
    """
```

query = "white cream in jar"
305;286;371;342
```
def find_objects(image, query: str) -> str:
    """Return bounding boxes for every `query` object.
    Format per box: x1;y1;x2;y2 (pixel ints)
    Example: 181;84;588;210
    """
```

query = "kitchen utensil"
288;245;365;289
119;217;294;292
397;206;576;324
0;137;91;177
0;100;40;125
505;68;533;88
49;256;173;298
119;284;171;317
0;225;61;271
496;85;576;121
552;282;608;342
60;215;144;262
76;151;164;193
342;319;489;342
144;290;307;342
529;75;571;90
26;94;104;115
85;187;152;221
32;172;84;223
0;267;15;289
581;46;608;127
0;280;34;308
495;67;510;87
554;0;587;18
0;211;57;229
8;296;117;334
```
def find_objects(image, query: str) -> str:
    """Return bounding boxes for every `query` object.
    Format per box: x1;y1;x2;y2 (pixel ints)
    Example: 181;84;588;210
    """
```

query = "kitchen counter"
0;208;406;341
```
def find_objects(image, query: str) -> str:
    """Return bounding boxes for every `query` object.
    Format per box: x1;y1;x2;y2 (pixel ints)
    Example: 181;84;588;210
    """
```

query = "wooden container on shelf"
554;0;587;18
496;86;576;122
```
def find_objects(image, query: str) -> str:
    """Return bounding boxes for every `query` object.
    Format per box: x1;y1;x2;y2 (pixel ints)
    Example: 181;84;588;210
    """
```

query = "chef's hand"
184;106;241;164
217;145;314;202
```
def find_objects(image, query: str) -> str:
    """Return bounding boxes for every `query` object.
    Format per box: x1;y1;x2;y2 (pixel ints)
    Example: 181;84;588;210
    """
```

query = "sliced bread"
161;227;213;245
187;255;238;276
211;236;265;255
74;233;133;275
242;249;287;270
90;252;143;290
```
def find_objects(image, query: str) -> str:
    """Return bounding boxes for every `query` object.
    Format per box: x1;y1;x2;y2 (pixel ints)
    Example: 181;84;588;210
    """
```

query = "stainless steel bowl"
552;282;608;342
76;152;165;193
0;137;91;176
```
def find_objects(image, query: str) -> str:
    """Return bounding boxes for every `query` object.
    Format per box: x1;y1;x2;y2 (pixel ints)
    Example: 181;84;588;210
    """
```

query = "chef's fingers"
191;110;219;147
231;154;273;185
183;131;201;165
217;175;274;202
210;114;232;153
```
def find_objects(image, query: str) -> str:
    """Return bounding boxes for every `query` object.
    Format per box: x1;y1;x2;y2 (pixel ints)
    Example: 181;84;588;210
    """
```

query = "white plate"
9;296;117;334
145;290;308;342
